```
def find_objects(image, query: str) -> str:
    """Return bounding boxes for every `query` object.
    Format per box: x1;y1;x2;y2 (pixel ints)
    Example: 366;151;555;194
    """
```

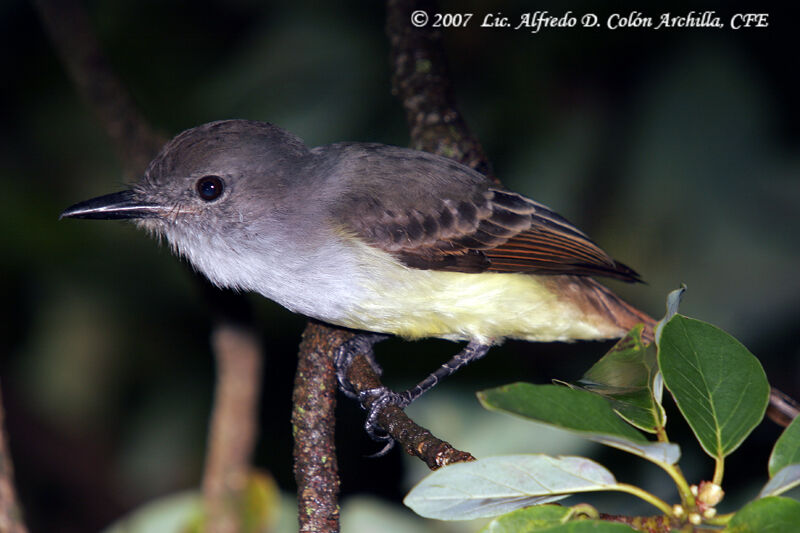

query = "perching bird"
61;119;653;435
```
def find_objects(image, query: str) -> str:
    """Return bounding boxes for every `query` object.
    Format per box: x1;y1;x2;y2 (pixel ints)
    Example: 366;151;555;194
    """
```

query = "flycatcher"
61;119;653;433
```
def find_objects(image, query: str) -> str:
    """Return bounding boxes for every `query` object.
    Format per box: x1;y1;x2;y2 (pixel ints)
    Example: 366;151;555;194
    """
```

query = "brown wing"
345;185;641;282
480;190;641;281
324;143;640;282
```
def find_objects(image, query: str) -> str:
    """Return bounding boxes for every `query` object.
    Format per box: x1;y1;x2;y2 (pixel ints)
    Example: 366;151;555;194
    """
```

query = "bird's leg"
358;341;492;446
401;340;492;405
333;333;388;400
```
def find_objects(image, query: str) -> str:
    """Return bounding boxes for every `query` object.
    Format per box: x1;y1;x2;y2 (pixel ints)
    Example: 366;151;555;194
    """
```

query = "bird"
61;119;654;437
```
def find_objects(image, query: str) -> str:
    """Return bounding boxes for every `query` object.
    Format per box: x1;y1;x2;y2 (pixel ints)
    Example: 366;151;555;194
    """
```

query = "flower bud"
698;482;724;506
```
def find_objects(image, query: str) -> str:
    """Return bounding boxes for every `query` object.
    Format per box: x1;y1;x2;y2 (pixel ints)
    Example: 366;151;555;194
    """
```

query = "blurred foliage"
1;0;798;531
103;471;281;533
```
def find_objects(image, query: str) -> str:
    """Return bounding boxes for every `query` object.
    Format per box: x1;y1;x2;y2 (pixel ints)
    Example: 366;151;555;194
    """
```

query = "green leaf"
481;506;637;532
404;455;618;520
759;465;800;498
479;384;679;465
658;315;769;460
726;496;800;532
480;505;570;532
533;523;636;533
576;324;665;433
769;416;800;477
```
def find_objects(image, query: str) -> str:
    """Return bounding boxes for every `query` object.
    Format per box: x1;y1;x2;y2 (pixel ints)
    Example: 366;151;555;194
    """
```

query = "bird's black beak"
60;190;162;220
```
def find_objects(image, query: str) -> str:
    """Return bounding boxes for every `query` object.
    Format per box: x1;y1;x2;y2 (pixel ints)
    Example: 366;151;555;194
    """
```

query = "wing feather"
325;144;641;282
351;187;640;281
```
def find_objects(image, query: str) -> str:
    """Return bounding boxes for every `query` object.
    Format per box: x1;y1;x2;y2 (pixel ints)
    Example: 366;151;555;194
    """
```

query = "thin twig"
202;324;263;533
767;388;800;428
292;322;475;533
0;384;29;533
34;0;165;176
345;353;475;469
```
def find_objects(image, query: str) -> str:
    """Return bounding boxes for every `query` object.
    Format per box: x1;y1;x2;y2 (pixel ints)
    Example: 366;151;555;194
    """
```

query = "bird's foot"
333;333;388;400
357;386;413;456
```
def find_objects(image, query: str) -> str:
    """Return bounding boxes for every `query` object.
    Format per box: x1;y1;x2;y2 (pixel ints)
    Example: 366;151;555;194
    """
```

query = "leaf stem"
703;512;734;526
712;456;724;486
613;483;674;516
660;462;697;509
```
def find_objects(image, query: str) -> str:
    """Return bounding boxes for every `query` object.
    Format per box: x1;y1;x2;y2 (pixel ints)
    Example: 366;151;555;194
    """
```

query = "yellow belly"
337;242;625;344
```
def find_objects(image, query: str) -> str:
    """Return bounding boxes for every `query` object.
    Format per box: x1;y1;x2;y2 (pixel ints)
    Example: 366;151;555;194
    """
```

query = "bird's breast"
167;223;625;343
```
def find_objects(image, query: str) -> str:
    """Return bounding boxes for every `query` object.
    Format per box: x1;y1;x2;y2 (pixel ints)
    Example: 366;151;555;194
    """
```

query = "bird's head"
61;119;313;287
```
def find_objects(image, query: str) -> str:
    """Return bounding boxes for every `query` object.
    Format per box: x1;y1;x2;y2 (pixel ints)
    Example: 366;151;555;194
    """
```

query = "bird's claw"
333;334;386;399
358;386;412;456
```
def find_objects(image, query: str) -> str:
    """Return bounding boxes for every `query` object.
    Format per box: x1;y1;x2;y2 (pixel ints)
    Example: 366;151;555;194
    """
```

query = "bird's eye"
196;175;224;201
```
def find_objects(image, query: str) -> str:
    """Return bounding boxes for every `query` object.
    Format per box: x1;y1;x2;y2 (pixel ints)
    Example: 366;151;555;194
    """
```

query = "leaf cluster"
405;289;800;532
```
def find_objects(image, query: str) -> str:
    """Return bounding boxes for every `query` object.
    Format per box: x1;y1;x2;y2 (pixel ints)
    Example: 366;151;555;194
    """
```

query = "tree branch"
202;324;263;533
292;323;351;533
387;0;496;181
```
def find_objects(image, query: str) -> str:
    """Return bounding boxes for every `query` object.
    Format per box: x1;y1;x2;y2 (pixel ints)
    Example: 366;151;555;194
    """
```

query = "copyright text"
409;10;769;32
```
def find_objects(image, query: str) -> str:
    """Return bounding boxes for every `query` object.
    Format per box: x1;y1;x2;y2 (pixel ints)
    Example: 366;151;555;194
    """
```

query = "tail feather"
545;276;657;343
562;278;796;429
581;277;657;343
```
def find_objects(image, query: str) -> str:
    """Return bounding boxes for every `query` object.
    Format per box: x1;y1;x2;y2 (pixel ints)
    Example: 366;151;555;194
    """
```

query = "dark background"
2;1;798;531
